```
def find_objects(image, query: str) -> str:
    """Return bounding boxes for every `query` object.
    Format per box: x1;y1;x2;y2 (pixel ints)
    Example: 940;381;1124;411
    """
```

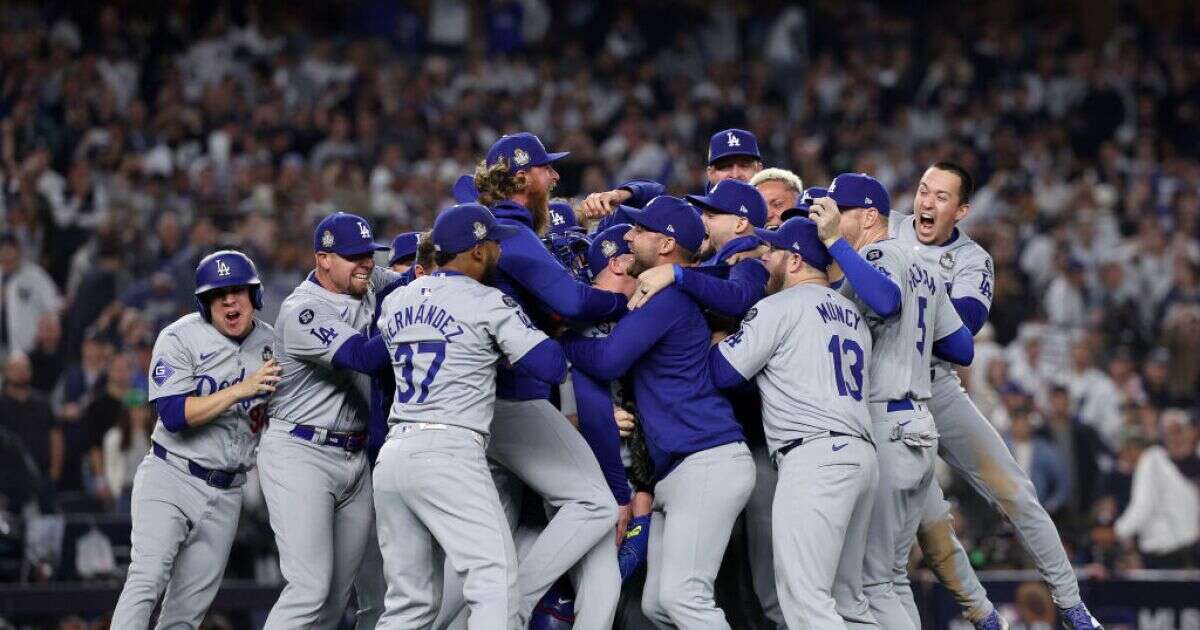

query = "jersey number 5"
394;341;446;404
827;335;865;401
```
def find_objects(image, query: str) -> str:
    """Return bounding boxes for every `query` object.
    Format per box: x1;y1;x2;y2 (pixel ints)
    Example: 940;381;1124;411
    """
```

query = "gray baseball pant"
772;435;879;629
373;424;519;629
926;371;1081;608
258;422;375;629
111;454;242;629
354;519;386;629
862;402;939;630
486;398;620;627
746;441;784;628
894;480;995;626
641;441;755;629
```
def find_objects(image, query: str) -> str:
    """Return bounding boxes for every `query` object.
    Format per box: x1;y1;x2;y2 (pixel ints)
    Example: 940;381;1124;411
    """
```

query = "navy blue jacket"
562;287;744;481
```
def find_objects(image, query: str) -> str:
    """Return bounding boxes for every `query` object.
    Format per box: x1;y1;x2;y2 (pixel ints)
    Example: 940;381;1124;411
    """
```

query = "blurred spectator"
0;352;61;489
101;402;151;514
1114;410;1200;568
79;352;138;506
1044;257;1088;331
27;314;66;394
1006;406;1071;517
1009;580;1057;628
1039;385;1108;530
0;233;63;360
1061;337;1123;448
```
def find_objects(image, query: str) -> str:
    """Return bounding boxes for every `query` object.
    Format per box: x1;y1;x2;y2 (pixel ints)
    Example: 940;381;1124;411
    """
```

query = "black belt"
152;441;242;489
776;431;853;460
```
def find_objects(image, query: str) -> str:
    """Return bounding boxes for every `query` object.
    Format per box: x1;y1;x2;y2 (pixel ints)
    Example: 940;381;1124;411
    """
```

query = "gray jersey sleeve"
371;266;405;292
948;246;994;311
148;330;196;401
280;298;362;366
932;285;965;341
719;302;785;380
484;290;550;365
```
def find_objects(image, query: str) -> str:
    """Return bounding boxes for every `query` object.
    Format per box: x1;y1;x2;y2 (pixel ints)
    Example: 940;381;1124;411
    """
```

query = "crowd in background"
0;0;1198;600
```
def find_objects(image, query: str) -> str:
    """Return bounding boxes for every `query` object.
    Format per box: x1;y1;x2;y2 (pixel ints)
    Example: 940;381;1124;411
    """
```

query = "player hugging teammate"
114;131;1104;630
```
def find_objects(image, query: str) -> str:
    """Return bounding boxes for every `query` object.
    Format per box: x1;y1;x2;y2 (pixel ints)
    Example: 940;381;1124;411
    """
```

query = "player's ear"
955;202;970;223
412;263;426;278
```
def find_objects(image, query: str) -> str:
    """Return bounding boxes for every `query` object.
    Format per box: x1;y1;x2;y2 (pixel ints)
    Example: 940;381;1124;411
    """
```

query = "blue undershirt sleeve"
951;296;988;335
331;334;391;374
572;369;632;504
676;260;768;318
155;394;189;433
827;239;901;318
510;338;568;384
932;325;975;366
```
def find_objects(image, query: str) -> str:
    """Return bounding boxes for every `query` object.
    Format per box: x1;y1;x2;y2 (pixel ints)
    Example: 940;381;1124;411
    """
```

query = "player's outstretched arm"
560;291;677;380
331;333;391;374
573;369;632;507
498;228;627;322
159;360;281;431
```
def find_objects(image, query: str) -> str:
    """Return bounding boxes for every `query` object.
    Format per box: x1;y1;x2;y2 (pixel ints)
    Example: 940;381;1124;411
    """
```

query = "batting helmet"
194;250;264;320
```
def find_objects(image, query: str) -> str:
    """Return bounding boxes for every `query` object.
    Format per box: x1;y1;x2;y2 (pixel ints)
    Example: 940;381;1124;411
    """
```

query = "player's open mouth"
224;311;242;325
918;212;936;231
352;272;369;281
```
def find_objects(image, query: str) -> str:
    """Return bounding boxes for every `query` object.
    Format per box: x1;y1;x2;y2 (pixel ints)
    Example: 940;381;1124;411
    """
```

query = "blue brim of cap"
545;151;570;162
333;242;390;257
708;150;761;165
620;206;657;232
752;227;789;250
487;222;522;242
684;193;730;214
780;206;809;222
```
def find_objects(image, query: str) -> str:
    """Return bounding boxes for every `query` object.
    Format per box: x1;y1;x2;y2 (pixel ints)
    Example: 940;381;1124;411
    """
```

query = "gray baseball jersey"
891;215;994;376
270;267;401;432
376;272;549;435
719;284;874;455
839;238;964;402
147;313;275;470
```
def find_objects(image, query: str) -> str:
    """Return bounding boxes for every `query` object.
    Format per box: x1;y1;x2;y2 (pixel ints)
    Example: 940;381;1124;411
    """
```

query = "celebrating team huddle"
112;129;1105;630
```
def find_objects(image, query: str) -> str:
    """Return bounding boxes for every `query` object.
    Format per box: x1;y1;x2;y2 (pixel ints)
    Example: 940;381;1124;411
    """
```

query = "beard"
527;184;551;234
698;238;716;261
765;262;787;295
628;249;655;278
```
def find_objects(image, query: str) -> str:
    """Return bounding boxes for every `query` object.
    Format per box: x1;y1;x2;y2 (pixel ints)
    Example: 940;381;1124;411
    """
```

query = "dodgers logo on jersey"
726;131;740;147
502;295;519;308
299;308;314;325
262;345;274;362
866;249;883;261
940;251;955;269
152;359;175;387
744;307;758;322
216;258;231;277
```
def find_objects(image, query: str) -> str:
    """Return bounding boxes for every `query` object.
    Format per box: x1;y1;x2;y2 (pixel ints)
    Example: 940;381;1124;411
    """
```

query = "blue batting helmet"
194;250;264;320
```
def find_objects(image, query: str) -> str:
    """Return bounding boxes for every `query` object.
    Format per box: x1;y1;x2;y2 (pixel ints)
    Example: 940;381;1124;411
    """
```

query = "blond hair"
473;158;527;208
750;167;803;193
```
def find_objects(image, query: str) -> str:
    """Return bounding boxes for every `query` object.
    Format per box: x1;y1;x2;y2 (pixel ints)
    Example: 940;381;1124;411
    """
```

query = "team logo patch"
358;222;371;239
940;251;955;269
473;221;488;239
601;240;618;258
551;211;565;225
512;148;530;167
726;131;740;147
152;359;175;387
216;258;231;277
984;257;993;274
299;308;314;325
261;345;274;362
744;307;758;322
321;230;335;248
866;249;883;261
502;295;519;308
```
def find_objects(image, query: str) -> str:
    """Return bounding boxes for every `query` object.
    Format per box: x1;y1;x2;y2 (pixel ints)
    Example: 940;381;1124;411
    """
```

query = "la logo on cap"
358;222;371;239
726;132;740;147
216;259;231;277
513;148;530;167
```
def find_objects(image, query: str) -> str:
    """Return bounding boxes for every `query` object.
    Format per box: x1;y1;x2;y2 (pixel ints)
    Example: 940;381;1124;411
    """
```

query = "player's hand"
615;503;632;546
809;197;843;246
235;359;282;400
579;189;631;219
614;406;636;438
726;244;769;265
628;264;675;309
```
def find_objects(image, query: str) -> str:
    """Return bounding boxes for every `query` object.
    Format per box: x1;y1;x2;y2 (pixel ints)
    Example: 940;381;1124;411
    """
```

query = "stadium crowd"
0;0;1197;615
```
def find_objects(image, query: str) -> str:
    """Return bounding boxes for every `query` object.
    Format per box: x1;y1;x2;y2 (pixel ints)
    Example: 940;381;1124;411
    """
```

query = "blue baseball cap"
781;186;829;222
430;203;520;255
622;196;705;253
548;200;580;234
388;232;421;266
707;128;761;165
485;132;569;174
828;173;890;216
686;179;769;228
587;223;632;279
314;212;390;257
452;174;478;203
754;217;832;271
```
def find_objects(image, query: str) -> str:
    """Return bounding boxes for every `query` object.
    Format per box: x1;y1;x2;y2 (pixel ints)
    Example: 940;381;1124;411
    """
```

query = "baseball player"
561;195;755;629
708;217;878;628
749;168;803;228
112;251;280;629
624;178;782;627
259;212;403;628
467;131;626;627
373;203;568;628
809;172;976;630
389;231;425;275
893;162;1102;630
